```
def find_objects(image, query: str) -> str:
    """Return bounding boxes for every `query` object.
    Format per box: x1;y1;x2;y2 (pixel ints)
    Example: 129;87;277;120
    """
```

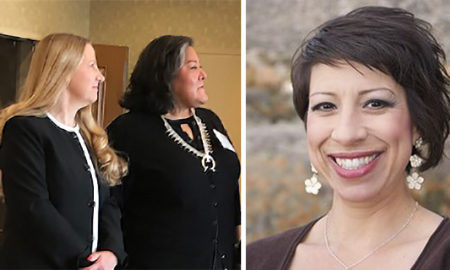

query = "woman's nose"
331;110;368;145
97;70;105;82
200;68;207;81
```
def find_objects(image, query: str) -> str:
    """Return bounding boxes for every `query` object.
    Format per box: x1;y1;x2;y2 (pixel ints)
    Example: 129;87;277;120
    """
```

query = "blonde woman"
0;33;127;269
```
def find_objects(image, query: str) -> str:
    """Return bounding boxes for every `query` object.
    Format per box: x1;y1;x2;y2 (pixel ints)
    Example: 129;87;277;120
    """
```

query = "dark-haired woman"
107;35;241;269
247;6;450;270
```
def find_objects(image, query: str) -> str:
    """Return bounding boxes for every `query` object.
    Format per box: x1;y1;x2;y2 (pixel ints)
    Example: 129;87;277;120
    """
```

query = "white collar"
46;113;80;132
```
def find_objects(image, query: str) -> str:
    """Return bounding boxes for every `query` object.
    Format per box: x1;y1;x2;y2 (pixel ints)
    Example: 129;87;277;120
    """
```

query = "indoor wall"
0;0;90;40
0;0;241;157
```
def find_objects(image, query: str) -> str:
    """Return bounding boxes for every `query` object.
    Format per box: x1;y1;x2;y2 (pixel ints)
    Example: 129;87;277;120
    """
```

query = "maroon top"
247;217;450;270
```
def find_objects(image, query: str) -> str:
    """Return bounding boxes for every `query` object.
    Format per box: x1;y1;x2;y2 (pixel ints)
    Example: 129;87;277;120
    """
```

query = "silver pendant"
201;154;216;172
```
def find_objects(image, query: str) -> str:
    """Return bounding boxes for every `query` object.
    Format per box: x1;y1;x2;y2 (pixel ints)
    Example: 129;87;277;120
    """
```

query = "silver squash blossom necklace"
324;201;419;270
161;109;216;172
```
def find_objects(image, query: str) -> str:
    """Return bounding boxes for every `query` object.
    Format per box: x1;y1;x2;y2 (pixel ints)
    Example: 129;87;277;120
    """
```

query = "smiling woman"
247;6;450;270
307;62;415;202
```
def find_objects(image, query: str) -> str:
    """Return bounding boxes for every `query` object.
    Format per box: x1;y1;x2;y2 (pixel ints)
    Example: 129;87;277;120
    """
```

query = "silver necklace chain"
161;110;216;172
324;201;419;270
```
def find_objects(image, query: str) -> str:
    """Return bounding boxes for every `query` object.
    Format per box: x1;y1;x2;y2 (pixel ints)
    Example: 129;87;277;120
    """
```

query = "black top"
247;217;450;270
0;116;126;269
107;108;241;269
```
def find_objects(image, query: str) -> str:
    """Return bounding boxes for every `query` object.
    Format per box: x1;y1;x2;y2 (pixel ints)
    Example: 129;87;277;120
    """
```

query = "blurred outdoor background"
247;0;450;243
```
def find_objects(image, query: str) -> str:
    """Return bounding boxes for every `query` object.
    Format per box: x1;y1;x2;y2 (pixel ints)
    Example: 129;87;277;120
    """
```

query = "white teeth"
335;154;377;170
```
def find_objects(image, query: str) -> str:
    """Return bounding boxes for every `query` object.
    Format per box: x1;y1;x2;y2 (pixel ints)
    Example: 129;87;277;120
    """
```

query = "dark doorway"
0;34;36;108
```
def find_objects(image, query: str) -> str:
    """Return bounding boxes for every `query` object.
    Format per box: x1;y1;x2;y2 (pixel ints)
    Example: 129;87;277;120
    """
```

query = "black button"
84;164;91;172
212;239;218;244
88;200;96;207
210;184;216;189
221;254;226;259
212;220;218;225
213;202;218;207
72;133;78;139
89;235;94;242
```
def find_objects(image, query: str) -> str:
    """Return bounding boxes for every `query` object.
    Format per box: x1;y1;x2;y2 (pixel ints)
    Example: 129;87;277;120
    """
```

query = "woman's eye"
364;99;393;109
190;66;198;70
311;102;336;112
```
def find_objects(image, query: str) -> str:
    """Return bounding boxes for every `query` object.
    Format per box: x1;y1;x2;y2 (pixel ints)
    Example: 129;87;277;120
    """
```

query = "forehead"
82;43;96;60
184;46;199;62
309;62;402;96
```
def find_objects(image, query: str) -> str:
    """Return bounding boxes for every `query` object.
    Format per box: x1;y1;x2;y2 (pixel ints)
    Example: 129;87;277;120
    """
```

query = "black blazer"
0;116;126;269
108;108;241;269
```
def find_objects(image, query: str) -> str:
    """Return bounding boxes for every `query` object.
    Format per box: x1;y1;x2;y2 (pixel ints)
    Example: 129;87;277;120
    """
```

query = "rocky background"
247;0;450;242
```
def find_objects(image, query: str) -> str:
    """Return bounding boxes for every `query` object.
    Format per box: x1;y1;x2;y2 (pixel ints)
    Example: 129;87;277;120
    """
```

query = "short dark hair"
291;6;450;171
120;35;193;114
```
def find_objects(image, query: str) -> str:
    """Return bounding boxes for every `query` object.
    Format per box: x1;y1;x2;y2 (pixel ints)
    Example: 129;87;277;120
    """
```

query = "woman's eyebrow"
309;87;395;98
359;87;395;96
309;91;335;98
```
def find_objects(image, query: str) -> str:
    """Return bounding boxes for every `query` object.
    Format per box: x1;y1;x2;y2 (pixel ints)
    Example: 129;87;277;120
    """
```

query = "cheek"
174;76;196;93
366;109;413;174
70;71;88;89
376;110;412;146
68;79;81;94
306;114;331;159
188;75;198;88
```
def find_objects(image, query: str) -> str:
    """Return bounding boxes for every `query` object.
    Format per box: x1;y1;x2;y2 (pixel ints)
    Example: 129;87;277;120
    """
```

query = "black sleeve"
106;119;126;211
98;187;127;268
0;117;91;267
98;118;128;267
234;180;241;226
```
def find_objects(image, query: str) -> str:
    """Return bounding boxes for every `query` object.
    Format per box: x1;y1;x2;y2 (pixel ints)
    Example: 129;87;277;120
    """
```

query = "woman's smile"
328;151;383;178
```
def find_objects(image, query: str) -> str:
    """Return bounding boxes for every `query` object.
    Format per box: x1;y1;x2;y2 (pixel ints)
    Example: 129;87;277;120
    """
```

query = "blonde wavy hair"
0;33;127;186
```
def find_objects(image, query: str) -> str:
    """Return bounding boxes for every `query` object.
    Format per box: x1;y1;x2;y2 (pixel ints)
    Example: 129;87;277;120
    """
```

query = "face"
171;46;208;109
67;43;104;108
307;62;418;202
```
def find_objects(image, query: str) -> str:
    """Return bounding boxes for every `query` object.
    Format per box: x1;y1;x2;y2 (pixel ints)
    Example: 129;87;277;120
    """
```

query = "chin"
197;97;208;105
332;179;387;203
81;98;97;108
336;189;379;203
89;94;98;103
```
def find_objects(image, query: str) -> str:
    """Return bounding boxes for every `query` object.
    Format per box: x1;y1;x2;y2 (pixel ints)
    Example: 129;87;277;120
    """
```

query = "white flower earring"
305;164;322;195
406;137;425;190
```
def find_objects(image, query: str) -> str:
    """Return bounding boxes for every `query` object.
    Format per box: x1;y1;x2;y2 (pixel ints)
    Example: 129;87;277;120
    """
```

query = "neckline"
282;216;449;270
165;115;195;125
46;113;79;132
160;109;216;172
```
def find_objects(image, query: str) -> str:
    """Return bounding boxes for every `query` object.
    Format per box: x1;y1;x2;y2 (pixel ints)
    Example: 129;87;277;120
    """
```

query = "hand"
80;251;118;270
